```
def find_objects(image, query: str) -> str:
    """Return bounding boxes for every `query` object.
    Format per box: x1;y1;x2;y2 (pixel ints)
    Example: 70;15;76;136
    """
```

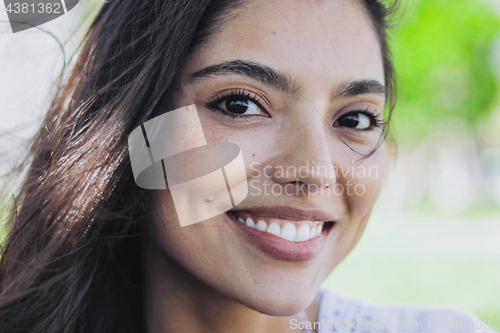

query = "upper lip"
228;205;338;222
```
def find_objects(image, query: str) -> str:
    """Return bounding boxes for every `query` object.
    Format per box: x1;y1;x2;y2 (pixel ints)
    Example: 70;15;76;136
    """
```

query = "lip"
229;205;338;222
225;206;336;261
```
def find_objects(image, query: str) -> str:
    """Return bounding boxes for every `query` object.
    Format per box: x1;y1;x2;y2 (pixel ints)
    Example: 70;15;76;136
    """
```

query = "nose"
269;113;337;195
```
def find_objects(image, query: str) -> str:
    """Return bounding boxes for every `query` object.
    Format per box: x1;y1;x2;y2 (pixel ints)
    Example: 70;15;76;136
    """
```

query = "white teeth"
266;222;281;237
256;220;268;231
296;224;311;242
281;222;297;242
235;214;325;242
245;217;256;228
315;224;322;237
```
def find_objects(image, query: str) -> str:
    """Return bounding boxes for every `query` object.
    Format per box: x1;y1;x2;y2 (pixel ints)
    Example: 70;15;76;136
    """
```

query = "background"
1;0;499;323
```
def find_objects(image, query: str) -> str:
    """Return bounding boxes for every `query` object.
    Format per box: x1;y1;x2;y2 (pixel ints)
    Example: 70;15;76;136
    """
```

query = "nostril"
287;180;307;190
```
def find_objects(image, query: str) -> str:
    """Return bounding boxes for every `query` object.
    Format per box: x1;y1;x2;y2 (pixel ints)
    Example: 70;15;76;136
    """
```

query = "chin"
222;279;320;316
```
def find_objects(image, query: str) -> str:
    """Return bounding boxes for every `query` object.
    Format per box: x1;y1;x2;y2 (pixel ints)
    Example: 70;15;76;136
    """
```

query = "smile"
228;212;326;242
225;206;336;261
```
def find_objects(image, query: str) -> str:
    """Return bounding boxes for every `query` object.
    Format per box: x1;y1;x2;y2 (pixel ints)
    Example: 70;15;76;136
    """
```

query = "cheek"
348;170;384;219
334;148;385;246
149;190;193;258
149;190;232;282
197;120;278;177
345;147;385;216
150;190;215;260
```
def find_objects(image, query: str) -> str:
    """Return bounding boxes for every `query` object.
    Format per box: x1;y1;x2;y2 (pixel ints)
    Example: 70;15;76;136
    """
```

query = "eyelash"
206;88;384;130
337;107;385;132
206;88;267;120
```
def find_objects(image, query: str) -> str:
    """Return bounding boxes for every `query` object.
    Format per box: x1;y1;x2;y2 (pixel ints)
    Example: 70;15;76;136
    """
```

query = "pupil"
339;114;360;128
226;98;249;114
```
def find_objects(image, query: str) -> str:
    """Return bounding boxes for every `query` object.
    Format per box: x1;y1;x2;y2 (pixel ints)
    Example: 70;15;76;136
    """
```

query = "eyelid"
213;88;270;107
336;103;382;121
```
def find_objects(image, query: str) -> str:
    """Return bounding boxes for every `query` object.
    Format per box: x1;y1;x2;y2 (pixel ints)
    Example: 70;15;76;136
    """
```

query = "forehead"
184;0;384;86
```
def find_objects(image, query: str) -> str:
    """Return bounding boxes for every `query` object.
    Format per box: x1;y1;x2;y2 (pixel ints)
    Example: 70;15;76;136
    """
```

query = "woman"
0;0;489;332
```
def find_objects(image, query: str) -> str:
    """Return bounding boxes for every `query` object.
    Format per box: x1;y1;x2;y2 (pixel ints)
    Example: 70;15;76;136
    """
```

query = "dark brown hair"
0;1;396;332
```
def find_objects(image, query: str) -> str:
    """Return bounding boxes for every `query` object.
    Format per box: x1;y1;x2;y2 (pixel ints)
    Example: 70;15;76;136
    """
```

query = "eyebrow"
188;59;386;101
188;60;301;99
333;80;387;100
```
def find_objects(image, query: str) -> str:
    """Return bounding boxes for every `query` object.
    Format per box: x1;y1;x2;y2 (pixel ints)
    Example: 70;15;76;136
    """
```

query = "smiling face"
149;0;386;316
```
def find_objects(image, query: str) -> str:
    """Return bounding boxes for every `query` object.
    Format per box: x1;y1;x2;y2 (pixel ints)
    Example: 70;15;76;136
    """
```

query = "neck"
143;237;321;333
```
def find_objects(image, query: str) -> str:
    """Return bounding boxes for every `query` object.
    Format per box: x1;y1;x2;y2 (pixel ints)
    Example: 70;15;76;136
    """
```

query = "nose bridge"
272;110;336;186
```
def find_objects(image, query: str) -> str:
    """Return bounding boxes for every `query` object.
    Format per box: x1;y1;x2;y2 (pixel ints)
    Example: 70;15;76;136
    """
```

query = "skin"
144;0;387;332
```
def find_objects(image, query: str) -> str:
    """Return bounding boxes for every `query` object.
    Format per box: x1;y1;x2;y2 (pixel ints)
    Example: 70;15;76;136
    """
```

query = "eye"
334;111;378;130
206;88;269;119
218;96;262;115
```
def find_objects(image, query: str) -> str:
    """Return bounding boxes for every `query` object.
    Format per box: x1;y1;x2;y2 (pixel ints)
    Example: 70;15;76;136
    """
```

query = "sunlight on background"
1;0;499;323
0;0;100;250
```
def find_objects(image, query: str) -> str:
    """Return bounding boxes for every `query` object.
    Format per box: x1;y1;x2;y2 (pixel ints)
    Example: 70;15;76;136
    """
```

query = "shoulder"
316;285;493;333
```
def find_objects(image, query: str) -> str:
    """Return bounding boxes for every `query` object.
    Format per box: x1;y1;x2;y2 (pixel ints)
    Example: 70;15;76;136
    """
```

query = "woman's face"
151;0;386;315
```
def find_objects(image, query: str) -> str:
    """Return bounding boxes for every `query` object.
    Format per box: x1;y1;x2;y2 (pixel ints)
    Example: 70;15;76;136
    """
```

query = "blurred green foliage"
390;0;500;144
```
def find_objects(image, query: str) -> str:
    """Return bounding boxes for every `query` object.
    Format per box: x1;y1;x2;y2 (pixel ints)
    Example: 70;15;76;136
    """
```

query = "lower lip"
226;213;332;261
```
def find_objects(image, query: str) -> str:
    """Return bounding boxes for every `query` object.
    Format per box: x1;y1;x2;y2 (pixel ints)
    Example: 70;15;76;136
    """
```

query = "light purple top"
312;286;496;333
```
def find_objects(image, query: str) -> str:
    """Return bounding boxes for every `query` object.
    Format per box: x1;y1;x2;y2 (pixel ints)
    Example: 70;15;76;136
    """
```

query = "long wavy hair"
0;0;397;332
